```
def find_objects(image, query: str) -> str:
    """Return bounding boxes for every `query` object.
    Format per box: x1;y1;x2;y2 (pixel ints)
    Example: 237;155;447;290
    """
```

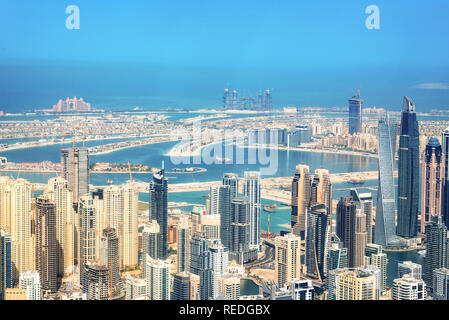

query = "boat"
202;194;210;198
263;204;276;213
107;179;113;185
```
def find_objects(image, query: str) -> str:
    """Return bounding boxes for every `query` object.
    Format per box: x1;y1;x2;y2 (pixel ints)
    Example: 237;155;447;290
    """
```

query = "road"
245;245;274;271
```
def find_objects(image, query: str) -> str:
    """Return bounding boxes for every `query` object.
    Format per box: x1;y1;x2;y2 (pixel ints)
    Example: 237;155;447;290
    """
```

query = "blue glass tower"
348;91;363;135
397;96;420;238
375;113;397;246
149;165;168;260
442;128;449;228
0;230;12;299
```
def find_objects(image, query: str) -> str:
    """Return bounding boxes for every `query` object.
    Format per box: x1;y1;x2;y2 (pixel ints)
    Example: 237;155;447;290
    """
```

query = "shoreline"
89;136;171;155
0;134;162;153
243;144;378;159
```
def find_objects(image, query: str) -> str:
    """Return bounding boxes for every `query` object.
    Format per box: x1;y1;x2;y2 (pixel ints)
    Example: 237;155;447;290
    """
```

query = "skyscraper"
336;196;355;266
149;167;168;260
229;197;254;264
142;220;159;278
326;238;348;277
421;138;445;233
442;128;449;228
61;146;90;202
424;215;448;289
244;171;261;250
353;209;367;268
209;240;229;299
85;264;109;300
124;273;146;300
392;275;426;300
218;274;240;300
0;229;12;300
222;173;239;200
329;268;377;300
173;272;191;300
223;88;230;110
35;196;58;294
10;178;34;284
291;164;311;238
398;261;422;280
79;194;97;292
263;89;272;111
190;232;212;300
210;185;231;248
46;177;74;276
375;113;397;246
351;189;373;244
177;217;190;274
365;244;388;294
103;182;139;269
348;91;363;135
305;204;330;281
397;96;420;238
145;256;170;300
19;270;41;300
274;233;301;287
432;268;449;300
99;227;120;296
311;168;332;215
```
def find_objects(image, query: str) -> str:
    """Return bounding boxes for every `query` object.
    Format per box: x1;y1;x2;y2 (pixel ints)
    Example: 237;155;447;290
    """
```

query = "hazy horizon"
1;0;448;112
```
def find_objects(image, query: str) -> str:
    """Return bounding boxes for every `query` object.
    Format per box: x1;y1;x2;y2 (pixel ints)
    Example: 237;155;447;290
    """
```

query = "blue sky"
0;0;448;111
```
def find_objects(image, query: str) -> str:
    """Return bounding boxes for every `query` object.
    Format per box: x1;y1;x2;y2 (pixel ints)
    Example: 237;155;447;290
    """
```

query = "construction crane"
110;261;113;300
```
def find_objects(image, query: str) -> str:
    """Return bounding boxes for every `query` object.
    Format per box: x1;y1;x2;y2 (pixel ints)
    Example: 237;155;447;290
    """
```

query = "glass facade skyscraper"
149;167;168;260
442;128;449;228
423;215;447;289
348;91;363;135
375;113;397;246
305;204;329;281
243;171;261;250
397;96;420;238
0;230;11;300
210;185;231;249
190;232;212;300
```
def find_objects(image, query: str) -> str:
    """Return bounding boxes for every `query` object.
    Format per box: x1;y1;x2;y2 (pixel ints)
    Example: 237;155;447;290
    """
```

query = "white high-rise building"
19;270;41;300
392;275;426;300
244;172;261;251
209;240;229;299
124;273;147;300
10;179;34;283
145;255;170;300
103;182;139;269
46;177;75;275
398;261;422;280
291;279;314;300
